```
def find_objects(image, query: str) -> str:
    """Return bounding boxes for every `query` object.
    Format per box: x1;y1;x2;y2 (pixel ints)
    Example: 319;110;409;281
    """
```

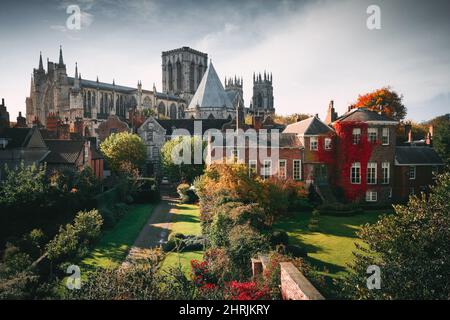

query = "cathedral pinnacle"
39;52;43;70
59;45;64;65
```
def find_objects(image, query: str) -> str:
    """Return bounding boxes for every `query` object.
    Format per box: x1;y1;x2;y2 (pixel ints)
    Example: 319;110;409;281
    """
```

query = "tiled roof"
283;116;333;135
157;118;230;135
44;140;84;164
395;146;444;165
336;108;397;123
0;127;32;148
188;62;233;109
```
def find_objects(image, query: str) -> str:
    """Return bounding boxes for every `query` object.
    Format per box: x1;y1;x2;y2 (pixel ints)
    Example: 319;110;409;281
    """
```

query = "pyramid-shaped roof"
188;61;233;109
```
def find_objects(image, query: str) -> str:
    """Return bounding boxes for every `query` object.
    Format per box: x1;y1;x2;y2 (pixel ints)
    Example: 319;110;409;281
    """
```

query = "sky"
0;0;449;122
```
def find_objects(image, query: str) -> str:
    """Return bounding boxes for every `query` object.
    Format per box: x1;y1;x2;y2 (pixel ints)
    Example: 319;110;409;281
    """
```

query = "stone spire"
39;52;44;70
58;45;64;65
74;63;80;90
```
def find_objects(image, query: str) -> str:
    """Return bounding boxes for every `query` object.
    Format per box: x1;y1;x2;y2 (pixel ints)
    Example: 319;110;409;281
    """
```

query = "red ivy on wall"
334;121;379;201
315;121;379;201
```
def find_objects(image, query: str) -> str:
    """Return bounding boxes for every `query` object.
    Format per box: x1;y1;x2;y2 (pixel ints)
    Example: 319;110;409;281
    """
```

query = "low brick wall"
279;262;324;300
252;255;324;300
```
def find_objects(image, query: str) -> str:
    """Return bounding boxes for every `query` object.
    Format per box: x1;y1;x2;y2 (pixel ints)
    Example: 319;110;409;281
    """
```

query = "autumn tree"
100;132;146;174
353;87;407;121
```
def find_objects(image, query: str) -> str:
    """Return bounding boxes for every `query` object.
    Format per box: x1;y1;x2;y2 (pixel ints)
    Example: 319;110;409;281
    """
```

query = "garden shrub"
285;245;308;258
99;207;116;229
269;230;289;247
227;224;269;279
133;178;160;204
46;210;103;263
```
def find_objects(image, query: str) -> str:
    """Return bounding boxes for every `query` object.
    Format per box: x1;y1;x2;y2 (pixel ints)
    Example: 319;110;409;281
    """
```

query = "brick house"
330;108;398;203
283;115;335;185
393;146;444;202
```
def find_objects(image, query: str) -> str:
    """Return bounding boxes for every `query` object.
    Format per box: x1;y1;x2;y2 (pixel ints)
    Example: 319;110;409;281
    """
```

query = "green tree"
160;136;206;183
428;114;450;165
0;162;47;207
341;172;450;299
100;132;146;174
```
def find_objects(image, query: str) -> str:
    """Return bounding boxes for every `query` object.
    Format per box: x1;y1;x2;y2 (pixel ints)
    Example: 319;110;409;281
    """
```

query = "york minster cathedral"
26;46;275;138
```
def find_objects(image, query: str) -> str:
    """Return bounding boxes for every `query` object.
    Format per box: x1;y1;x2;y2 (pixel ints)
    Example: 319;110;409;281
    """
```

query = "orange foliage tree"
353;87;406;121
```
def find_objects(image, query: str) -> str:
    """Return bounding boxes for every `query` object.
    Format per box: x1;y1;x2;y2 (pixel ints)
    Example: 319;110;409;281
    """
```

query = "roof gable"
335;108;397;123
283;116;334;135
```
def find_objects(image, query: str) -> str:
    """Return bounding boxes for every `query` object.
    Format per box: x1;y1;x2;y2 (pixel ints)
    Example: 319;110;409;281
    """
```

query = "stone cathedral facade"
26;46;275;138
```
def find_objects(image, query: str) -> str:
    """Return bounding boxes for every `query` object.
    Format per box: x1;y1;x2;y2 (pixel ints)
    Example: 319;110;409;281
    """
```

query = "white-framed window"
409;187;415;195
409;166;416;180
325;138;332;150
310;136;318;151
382;127;389;145
382;162;390;184
365;190;377;202
351;162;361;184
278;160;287;179
262;160;271;180
368;128;377;143
293;160;302;180
248;160;257;176
352;128;361;145
367;162;377;184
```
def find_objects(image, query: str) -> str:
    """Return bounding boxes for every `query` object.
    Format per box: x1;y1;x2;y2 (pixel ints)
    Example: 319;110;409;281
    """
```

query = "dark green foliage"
46;209;103;264
340;173;450;299
133;178;160;204
269;230;289;246
0;163;101;248
285;245;308;258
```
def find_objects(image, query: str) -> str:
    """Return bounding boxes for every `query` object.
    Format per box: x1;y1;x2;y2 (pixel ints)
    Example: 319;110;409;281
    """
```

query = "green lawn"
81;203;155;270
161;203;203;276
274;210;391;280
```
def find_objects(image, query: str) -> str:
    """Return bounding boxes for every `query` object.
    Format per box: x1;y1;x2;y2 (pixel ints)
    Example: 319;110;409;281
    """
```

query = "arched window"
197;64;203;86
157;102;166;118
178;105;185;119
169;103;177;119
257;93;263;109
189;62;195;92
143;96;151;109
176;60;182;92
168;62;173;91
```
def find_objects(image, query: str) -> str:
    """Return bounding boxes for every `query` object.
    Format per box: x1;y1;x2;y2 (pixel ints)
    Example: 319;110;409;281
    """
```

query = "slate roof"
43;140;84;164
283;116;334;135
214;132;303;148
0;127;32;148
157;119;230;135
395;146;444;166
188;62;233;109
335;108;397;123
68;77;136;94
